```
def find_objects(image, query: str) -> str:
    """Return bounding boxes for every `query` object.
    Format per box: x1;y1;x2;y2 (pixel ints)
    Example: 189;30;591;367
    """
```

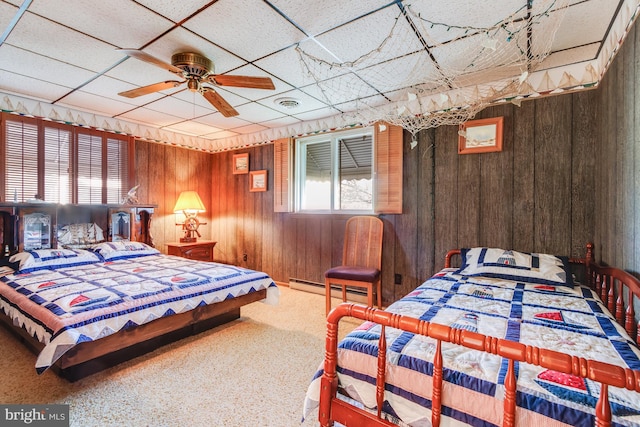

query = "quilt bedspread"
0;254;278;373
304;269;640;427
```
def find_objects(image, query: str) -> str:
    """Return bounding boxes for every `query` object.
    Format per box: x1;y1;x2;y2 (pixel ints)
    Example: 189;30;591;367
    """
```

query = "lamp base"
180;236;197;243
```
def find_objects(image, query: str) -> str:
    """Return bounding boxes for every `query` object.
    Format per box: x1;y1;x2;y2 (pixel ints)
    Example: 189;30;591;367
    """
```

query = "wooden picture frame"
232;153;249;174
458;117;504;154
249;170;267;192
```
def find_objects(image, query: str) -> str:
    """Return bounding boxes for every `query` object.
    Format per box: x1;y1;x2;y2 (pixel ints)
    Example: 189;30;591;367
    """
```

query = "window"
295;127;374;213
1;113;132;204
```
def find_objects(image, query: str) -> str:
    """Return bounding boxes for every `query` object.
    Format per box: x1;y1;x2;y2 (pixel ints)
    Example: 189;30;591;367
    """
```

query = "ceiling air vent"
275;97;300;109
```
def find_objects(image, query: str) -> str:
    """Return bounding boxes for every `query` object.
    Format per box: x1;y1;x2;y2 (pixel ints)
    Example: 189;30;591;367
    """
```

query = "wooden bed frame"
0;202;269;381
318;243;640;427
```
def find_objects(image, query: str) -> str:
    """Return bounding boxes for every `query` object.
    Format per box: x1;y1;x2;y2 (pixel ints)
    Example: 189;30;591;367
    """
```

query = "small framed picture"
249;170;267;192
233;153;249;174
458;117;504;154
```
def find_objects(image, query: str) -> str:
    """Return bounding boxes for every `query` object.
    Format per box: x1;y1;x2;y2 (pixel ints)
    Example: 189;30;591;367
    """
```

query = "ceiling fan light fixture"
275;97;300;109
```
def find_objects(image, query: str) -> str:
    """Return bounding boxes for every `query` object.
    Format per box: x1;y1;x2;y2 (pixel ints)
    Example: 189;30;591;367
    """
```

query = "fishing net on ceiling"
296;0;570;138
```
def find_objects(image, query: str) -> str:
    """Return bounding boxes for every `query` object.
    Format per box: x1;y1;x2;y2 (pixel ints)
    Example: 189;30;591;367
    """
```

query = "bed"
0;203;278;381
304;244;640;427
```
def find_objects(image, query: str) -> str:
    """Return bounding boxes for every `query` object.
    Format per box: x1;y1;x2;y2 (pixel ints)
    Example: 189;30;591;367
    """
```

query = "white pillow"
91;241;159;261
10;248;102;272
452;247;572;287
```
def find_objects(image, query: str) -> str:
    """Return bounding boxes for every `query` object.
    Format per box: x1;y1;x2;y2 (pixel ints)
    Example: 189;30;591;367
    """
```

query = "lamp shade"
173;191;206;213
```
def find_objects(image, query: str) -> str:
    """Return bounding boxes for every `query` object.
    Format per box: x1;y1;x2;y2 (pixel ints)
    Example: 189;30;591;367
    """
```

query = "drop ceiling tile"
0;71;72;103
536;44;600;70
548;0;617;51
142;94;216;120
22;0;174;48
134;0;213;22
117;107;185;128
163;120;222;137
254;43;318;88
60;90;144;118
0;45;96;88
292;106;344;122
201;130;241;141
233;102;286;122
259;115;303;129
406;1;527;45
0;2;18;29
193;113;252;129
230;123;269;135
183;0;306;62
267;0;393;36
313;6;421;64
6;12;123;72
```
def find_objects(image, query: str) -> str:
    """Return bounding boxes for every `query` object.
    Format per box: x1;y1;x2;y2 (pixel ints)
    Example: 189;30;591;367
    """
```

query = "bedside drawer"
167;241;216;262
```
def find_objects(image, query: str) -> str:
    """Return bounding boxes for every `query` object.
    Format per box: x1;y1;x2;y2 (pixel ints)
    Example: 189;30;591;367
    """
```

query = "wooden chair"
325;216;383;316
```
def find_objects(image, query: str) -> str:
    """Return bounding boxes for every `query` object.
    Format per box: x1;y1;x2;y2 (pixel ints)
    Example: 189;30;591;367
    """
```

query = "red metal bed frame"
318;243;640;427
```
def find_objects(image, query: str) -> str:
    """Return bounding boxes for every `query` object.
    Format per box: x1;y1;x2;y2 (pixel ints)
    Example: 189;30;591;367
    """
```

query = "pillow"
9;248;102;273
57;223;105;248
452;247;573;287
91;241;159;261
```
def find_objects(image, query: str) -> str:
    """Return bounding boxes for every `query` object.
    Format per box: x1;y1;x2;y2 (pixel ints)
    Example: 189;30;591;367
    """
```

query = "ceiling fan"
117;49;275;117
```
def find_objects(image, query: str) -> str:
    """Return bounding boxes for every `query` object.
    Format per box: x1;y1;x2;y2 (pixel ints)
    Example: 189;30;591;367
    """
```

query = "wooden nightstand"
166;240;216;262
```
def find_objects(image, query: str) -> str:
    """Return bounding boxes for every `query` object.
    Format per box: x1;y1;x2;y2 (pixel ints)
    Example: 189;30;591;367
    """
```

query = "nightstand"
166;240;216;262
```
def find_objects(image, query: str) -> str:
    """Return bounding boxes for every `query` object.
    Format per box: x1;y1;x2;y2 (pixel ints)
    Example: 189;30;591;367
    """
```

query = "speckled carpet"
0;286;360;427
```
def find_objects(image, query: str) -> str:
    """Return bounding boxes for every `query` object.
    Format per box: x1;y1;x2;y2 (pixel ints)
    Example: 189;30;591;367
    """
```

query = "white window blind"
106;137;128;203
5;119;38;202
44;125;71;203
76;132;103;204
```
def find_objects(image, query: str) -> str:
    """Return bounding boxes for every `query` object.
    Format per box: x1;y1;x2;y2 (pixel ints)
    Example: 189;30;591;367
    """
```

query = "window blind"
4;118;38;202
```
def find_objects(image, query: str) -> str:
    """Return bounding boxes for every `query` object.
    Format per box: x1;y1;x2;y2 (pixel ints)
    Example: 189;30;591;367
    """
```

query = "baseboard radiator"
288;278;368;304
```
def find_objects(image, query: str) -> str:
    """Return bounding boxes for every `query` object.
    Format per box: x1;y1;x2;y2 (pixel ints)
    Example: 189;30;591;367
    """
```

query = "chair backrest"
342;216;383;270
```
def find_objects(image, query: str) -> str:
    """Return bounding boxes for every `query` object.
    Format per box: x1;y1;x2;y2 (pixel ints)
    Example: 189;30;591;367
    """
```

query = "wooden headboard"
0;202;156;262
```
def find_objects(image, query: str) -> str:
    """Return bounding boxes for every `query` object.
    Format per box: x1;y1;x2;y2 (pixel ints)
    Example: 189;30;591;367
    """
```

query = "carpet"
0;286;360;427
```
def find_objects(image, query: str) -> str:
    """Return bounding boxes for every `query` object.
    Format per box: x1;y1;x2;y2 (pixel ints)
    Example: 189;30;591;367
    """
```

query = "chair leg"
376;279;382;309
325;279;332;316
341;284;347;303
367;284;373;308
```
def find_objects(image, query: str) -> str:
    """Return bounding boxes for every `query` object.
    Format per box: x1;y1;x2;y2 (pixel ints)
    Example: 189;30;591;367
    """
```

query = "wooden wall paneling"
147;142;166;250
245;147;262;270
612;40;625;268
164;146;179;244
393;131;419;299
634;24;640;276
134;140;149;204
571;90;598;258
218;151;234;264
533;95;572;256
319;215;332;285
281;215;296;283
434;124;460;263
479;104;513;249
621;31;636;271
379;214;396;304
416;129;436;278
210;152;222;260
261;145;275;278
190;150;211;241
295;217;306;280
512;100;536;252
306;215;322;281
242;147;256;269
456;124;481;247
601;47;618;264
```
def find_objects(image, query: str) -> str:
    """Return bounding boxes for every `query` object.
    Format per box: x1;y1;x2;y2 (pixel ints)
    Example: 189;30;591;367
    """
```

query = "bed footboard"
319;244;640;427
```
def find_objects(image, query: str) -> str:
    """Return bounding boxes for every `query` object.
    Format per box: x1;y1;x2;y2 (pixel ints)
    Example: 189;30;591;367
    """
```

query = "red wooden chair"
325;216;383;316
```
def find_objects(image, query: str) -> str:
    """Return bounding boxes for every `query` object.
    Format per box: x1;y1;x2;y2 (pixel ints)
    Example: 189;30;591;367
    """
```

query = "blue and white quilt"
304;269;640;427
0;254;278;374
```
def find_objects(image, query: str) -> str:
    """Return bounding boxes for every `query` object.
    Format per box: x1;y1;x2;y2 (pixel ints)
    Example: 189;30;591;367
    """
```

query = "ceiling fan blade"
118;80;184;98
202;88;239;117
118;49;184;75
211;75;275;90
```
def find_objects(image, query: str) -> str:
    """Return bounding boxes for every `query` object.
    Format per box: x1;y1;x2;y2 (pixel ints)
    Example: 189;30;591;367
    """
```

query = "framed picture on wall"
458;117;504;154
232;153;249;174
249;170;267;192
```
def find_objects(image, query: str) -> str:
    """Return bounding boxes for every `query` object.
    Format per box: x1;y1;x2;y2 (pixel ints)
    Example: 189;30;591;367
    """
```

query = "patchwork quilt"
304;269;640;427
0;254;278;373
